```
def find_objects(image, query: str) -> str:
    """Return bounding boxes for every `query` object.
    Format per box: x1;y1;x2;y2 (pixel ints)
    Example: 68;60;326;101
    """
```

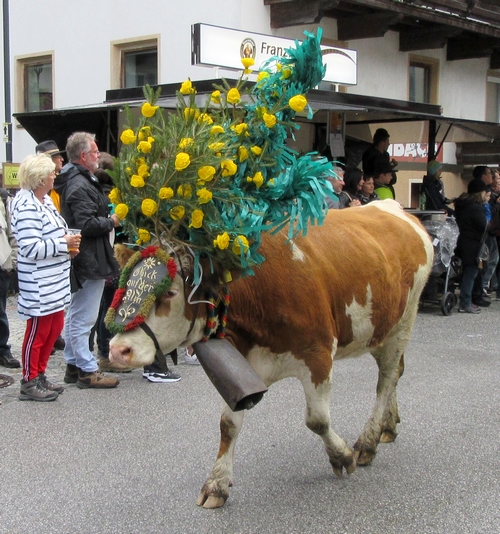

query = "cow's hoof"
353;448;376;466
196;493;226;509
331;454;356;478
380;429;398;443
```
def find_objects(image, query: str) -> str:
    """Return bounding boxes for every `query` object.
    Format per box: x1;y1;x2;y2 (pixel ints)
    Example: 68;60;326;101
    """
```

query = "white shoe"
177;346;201;365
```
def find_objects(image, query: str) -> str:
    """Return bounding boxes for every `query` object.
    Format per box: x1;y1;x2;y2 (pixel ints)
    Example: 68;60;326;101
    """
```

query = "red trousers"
22;311;64;381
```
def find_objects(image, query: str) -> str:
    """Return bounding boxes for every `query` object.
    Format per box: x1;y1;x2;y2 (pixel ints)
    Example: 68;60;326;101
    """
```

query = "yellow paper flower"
197;188;213;204
175;152;191;171
289;94;308;112
159;187;174;200
136;157;146;166
198;166;216;182
138;228;151;243
257;71;269;82
232;235;249;255
137;141;152;153
130;175;145;188
183;107;200;121
120;129;136;145
251;146;262;156
114;203;129;219
247;171;264;188
141;102;159;118
263;113;277;128
141;198;158;217
210;125;224;135
137;164;150;177
213;232;230;250
170;206;185;220
177;184;192;199
282;68;292;79
109;188;121;204
179;138;194;150
198;113;213;124
238;146;249;162
241;58;255;70
233;123;248;135
227;88;241;105
221;160;237;177
147;136;155;145
180;79;195;95
189;209;204;229
138;126;151;141
208;142;225;152
211;90;221;104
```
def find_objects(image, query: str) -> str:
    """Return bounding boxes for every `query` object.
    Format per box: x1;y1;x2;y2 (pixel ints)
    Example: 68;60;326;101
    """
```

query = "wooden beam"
447;35;498;60
337;12;404;40
490;48;500;69
269;1;325;29
399;27;461;51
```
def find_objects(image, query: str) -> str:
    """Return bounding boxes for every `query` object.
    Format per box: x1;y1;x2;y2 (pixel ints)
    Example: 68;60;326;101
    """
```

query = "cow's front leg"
196;405;244;508
302;377;356;478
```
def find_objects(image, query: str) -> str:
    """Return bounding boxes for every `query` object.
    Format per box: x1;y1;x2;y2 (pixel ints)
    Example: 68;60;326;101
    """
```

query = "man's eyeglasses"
85;150;101;156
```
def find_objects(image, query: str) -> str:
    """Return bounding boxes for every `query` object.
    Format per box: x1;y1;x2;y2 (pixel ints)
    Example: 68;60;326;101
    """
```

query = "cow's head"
108;243;219;368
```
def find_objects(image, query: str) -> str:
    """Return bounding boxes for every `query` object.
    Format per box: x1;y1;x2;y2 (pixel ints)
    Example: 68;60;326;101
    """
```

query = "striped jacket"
10;189;71;319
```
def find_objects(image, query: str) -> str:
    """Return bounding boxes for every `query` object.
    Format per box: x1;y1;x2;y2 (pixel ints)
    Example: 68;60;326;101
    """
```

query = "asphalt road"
0;296;499;534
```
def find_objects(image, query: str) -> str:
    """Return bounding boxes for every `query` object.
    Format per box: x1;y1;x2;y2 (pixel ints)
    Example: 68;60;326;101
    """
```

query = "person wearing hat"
362;128;398;178
35;140;66;212
421;160;454;215
454;178;489;313
373;159;398;200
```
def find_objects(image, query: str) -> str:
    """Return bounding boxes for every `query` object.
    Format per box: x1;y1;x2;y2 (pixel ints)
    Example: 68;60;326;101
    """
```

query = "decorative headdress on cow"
110;29;335;280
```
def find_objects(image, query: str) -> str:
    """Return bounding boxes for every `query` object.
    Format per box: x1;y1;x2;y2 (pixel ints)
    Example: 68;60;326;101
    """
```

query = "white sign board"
192;23;357;86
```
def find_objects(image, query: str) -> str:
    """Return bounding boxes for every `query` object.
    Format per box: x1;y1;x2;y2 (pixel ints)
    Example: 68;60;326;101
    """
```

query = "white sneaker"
177;346;201;365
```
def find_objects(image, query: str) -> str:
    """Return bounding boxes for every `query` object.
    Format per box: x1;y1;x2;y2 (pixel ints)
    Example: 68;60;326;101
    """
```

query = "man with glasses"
56;132;124;389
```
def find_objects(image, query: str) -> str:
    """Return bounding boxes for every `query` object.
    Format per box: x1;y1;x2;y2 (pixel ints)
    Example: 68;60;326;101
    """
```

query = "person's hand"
111;213;120;227
350;199;362;207
63;233;81;251
69;249;80;258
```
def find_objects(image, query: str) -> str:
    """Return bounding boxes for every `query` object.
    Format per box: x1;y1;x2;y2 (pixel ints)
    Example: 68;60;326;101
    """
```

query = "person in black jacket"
454;179;489;314
56;132;122;389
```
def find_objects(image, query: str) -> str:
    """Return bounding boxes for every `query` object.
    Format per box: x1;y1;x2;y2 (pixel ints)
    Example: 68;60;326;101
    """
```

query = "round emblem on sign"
241;38;256;60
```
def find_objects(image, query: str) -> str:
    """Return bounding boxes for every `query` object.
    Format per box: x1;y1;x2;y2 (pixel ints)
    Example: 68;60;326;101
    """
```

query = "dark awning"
14;78;500;162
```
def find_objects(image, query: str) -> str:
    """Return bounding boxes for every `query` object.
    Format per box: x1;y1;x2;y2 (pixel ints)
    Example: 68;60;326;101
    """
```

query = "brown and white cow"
109;199;433;508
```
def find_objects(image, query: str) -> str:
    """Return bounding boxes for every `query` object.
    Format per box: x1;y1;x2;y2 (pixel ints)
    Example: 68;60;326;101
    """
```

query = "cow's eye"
166;289;178;298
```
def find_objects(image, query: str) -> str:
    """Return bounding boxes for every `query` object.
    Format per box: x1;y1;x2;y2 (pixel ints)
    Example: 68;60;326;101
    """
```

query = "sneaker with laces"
38;372;64;394
19;377;59;402
64;363;79;384
177;346;201;365
77;370;119;389
143;370;181;383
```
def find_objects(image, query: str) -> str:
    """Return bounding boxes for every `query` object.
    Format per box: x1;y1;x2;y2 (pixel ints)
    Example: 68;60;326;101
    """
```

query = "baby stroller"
420;217;460;315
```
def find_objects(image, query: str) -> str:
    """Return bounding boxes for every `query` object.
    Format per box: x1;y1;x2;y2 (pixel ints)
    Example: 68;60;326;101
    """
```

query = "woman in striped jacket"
10;154;81;402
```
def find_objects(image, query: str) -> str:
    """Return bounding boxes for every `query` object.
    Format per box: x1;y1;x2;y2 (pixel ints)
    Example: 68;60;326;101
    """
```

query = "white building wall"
0;0;494;164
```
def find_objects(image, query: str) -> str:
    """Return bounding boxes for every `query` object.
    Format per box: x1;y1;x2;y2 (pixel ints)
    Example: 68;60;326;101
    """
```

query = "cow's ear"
114;244;135;268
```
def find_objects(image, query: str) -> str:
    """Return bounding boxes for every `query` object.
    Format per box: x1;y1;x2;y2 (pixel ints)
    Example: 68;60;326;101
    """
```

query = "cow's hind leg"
196;405;244;509
301;376;356;478
379;353;405;444
354;335;407;466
